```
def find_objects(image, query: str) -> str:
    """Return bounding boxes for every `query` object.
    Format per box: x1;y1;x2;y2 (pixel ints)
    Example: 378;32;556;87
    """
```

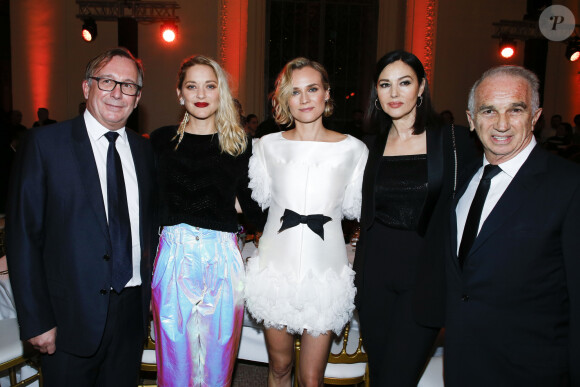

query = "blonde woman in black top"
150;55;262;387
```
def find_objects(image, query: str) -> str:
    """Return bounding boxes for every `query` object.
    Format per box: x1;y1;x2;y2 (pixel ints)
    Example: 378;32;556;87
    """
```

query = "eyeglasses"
89;77;142;96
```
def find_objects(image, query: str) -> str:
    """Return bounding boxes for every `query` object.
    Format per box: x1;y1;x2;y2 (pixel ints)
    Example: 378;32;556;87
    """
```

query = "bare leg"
264;327;295;387
296;330;333;387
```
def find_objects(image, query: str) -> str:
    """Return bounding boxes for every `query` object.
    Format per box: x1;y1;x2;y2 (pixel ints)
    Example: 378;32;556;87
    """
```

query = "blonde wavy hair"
272;57;334;127
173;55;246;156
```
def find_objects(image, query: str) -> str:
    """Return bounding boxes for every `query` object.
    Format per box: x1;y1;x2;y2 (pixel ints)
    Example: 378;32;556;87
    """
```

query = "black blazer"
6;116;158;356
445;145;580;386
353;124;477;327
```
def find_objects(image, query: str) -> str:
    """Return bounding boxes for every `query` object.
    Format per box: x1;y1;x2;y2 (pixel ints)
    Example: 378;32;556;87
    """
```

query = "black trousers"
358;222;439;387
359;287;439;386
41;286;144;387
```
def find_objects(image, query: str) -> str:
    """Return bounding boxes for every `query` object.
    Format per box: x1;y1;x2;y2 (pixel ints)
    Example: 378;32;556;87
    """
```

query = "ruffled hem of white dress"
244;254;356;336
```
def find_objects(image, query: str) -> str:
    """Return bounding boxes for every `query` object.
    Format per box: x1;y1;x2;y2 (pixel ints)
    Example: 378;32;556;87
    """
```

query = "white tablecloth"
0;314;39;387
0;258;40;387
0;272;16;319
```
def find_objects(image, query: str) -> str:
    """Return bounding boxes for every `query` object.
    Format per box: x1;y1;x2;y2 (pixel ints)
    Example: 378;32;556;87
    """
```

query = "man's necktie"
105;131;132;292
458;164;501;269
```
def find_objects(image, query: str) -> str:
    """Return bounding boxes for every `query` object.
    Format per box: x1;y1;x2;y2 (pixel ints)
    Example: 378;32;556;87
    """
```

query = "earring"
374;98;382;111
181;110;189;129
179;98;184;106
417;95;423;107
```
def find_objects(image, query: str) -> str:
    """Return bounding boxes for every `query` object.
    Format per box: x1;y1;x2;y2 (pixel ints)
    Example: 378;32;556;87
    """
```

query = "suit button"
103;254;110;261
461;294;470;302
195;236;199;241
100;289;108;295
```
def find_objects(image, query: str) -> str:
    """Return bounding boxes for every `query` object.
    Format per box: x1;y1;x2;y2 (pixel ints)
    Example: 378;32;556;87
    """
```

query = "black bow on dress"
278;208;332;240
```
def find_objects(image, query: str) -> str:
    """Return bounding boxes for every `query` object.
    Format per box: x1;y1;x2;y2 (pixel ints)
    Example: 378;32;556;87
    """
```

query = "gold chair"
138;318;157;387
0;318;42;387
293;320;369;387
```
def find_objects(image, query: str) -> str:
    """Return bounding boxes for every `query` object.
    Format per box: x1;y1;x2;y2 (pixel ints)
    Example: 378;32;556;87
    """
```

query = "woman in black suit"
353;50;477;385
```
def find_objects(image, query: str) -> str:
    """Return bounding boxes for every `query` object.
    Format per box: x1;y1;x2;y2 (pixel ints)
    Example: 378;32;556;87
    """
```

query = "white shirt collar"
483;136;537;179
83;110;127;143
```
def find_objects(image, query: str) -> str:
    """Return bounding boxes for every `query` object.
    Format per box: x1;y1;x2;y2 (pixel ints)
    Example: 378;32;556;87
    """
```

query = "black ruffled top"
374;154;428;230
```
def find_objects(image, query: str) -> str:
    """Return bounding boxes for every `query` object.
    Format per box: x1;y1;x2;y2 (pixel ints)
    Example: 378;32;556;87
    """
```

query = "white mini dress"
245;132;368;335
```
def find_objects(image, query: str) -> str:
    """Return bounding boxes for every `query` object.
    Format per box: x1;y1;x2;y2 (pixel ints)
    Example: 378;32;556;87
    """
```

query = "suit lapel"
417;126;443;236
450;160;481;272
71;116;110;244
361;132;387;230
126;130;146;251
468;146;545;257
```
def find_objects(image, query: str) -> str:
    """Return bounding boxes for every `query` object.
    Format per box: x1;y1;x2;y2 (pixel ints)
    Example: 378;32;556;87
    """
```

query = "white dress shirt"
84;110;142;286
456;137;537;254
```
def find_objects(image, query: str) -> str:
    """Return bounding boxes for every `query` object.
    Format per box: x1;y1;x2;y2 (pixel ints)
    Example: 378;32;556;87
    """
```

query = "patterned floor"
142;361;361;386
140;360;269;386
232;361;269;387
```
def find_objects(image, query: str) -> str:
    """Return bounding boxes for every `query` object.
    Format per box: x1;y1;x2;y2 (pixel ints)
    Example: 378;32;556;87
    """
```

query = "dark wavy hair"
366;50;439;135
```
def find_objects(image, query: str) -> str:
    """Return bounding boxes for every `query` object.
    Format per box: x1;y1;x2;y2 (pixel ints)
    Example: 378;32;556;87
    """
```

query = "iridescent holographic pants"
152;224;245;387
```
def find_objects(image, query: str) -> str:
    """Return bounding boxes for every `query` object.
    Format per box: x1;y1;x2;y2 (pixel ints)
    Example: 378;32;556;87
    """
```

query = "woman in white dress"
245;57;368;386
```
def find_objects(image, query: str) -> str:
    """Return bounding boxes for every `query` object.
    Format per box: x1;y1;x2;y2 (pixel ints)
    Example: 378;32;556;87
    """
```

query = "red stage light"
82;19;97;42
82;29;93;42
565;37;580;62
499;39;516;59
161;23;178;43
500;46;514;58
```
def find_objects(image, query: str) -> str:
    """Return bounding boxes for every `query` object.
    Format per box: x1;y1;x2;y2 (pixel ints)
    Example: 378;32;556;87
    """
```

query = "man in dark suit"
445;65;580;386
6;48;157;386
